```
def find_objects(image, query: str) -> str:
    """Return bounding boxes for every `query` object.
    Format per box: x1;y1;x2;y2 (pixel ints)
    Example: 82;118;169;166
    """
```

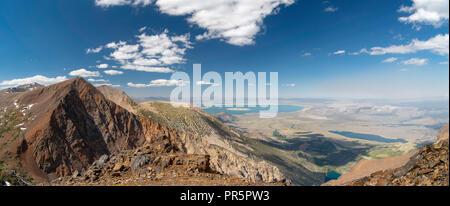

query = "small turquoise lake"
329;131;407;143
325;171;341;182
203;105;303;115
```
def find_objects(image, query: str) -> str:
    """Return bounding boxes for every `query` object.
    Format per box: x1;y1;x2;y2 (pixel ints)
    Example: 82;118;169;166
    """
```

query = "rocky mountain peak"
1;78;155;180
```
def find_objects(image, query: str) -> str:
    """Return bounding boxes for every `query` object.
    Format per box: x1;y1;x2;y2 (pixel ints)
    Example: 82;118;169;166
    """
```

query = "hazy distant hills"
133;96;170;103
2;82;43;93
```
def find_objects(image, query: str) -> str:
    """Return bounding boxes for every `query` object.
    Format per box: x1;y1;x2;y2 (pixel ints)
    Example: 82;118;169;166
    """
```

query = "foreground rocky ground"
42;134;285;186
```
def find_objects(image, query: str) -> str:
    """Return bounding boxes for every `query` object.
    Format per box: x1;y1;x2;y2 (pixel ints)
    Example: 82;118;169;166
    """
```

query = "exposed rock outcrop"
48;134;283;186
99;86;287;184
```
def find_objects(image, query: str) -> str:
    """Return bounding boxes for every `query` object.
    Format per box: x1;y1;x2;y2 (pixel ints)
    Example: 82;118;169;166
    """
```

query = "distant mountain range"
4;83;43;93
132;96;170;103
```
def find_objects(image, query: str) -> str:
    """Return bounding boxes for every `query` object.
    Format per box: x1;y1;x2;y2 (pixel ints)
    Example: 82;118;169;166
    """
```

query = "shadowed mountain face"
1;78;138;179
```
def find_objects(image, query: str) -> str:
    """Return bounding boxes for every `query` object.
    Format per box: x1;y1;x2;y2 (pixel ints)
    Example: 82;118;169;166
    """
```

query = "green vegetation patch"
0;106;28;139
0;105;31;150
0;161;33;186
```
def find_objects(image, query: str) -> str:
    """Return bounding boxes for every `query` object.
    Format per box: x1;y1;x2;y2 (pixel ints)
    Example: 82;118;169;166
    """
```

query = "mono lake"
203;105;303;115
329;131;407;143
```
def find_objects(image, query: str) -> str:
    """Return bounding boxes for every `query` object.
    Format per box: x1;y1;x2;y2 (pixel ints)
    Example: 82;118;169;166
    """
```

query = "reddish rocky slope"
1;78;191;181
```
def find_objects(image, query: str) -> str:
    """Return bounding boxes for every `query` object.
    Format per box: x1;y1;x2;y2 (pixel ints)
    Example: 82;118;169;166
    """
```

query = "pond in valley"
329;131;407;143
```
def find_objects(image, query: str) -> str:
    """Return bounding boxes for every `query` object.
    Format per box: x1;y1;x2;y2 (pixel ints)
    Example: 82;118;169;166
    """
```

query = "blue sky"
0;0;448;99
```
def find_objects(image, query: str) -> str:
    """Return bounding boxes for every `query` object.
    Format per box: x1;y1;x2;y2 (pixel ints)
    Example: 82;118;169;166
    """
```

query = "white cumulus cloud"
139;26;147;32
356;34;449;56
121;65;174;73
325;6;338;12
398;0;449;27
382;57;398;63
127;79;186;87
402;58;428;66
88;78;109;82
333;50;346;55
86;46;103;54
97;64;109;69
94;0;295;46
104;70;124;75
69;69;101;78
0;75;68;87
88;29;191;73
95;0;153;7
302;52;312;57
